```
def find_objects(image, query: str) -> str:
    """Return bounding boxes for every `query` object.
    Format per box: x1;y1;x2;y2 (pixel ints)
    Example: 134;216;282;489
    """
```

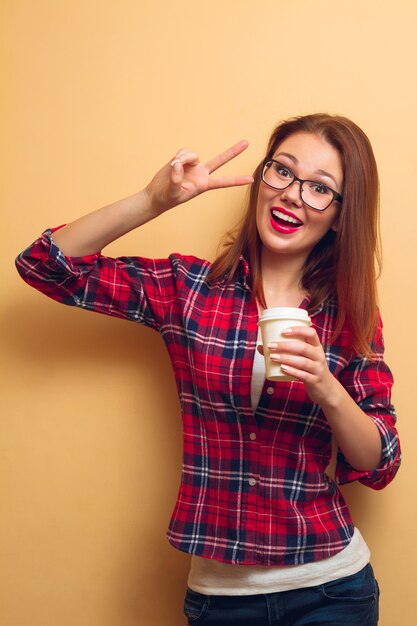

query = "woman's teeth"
272;209;302;225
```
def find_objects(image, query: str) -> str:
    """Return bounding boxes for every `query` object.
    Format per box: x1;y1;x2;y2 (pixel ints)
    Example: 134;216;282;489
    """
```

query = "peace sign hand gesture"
145;140;253;215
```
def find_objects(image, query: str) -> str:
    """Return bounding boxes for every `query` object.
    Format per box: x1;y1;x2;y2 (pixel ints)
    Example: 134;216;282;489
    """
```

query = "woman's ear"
331;213;340;233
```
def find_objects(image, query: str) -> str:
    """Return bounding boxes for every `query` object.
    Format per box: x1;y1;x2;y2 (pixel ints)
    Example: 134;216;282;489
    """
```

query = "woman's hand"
49;140;252;258
259;325;340;407
145;140;253;215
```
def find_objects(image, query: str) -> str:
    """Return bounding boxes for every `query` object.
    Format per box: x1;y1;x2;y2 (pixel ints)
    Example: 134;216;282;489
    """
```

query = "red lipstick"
269;207;303;234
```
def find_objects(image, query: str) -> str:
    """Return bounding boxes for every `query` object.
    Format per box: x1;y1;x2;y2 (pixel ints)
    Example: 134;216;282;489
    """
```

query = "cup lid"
258;307;311;324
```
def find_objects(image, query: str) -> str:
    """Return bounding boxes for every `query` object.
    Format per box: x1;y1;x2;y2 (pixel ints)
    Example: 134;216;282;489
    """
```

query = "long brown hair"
208;113;381;356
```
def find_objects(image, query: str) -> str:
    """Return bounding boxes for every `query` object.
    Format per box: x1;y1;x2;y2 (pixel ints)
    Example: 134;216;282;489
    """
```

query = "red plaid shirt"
16;228;401;566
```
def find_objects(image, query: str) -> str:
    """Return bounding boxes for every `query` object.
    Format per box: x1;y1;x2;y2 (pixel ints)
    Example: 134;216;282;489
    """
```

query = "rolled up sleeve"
15;226;179;332
335;316;401;490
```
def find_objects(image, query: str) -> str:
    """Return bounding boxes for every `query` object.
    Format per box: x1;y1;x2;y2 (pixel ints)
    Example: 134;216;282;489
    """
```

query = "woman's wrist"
122;188;161;227
315;375;346;412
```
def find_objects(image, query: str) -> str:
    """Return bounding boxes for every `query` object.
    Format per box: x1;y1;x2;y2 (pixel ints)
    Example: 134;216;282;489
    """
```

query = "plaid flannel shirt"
16;228;401;566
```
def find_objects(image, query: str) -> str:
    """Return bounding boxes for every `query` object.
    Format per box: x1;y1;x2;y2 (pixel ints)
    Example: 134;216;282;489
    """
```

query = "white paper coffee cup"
258;307;311;381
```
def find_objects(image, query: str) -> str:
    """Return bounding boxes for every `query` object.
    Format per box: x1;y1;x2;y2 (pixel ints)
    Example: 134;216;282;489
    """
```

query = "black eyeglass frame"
261;159;343;211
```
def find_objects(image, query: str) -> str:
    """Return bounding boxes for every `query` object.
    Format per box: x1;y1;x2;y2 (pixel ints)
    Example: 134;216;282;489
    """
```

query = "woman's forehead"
271;132;343;186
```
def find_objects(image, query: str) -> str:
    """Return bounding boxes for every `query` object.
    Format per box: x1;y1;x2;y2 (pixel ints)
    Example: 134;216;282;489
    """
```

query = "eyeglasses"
261;159;343;211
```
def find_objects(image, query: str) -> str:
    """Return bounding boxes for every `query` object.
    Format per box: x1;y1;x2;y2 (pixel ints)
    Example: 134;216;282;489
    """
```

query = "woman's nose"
279;180;303;206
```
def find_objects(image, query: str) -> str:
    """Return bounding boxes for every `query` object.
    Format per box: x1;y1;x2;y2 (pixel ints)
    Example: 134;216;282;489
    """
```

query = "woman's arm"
51;141;253;257
16;140;253;330
265;324;399;475
307;375;382;471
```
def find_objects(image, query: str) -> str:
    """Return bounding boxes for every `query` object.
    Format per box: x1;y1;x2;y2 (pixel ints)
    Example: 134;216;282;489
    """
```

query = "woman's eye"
275;164;291;178
311;183;330;195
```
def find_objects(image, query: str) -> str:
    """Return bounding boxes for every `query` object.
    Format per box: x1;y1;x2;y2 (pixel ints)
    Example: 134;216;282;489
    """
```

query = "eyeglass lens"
263;161;334;210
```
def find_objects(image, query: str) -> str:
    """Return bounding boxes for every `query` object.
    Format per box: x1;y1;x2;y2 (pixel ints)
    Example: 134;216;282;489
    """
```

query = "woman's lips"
269;207;303;234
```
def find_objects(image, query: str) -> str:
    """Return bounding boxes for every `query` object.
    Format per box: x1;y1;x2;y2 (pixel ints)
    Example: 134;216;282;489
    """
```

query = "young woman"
16;114;401;625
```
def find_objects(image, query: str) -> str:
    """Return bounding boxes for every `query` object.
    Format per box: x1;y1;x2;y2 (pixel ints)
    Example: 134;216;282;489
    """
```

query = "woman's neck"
260;248;308;309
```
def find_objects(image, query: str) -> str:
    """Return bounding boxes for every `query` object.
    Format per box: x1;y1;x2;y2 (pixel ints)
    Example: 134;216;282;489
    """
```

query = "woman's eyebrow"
275;152;338;188
315;169;338;188
275;151;298;164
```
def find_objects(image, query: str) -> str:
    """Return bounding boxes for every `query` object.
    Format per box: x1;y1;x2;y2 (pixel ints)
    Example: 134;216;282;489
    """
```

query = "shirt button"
266;386;274;395
249;432;257;441
249;478;257;487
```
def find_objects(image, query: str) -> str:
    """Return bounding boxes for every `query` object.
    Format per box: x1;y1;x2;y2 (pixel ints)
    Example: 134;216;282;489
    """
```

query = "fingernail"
270;354;281;361
171;158;181;167
267;342;278;349
282;328;293;335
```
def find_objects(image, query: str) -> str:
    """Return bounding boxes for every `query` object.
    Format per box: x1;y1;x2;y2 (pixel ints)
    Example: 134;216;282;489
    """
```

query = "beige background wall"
1;1;416;625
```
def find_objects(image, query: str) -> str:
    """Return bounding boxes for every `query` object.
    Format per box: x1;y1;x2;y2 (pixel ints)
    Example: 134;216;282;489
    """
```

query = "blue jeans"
183;563;379;625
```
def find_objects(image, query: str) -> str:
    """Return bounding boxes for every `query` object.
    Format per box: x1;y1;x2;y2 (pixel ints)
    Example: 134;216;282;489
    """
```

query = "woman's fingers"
281;325;321;347
171;140;249;171
265;328;322;373
170;158;184;186
154;140;253;212
168;149;202;195
171;149;200;166
265;326;318;355
206;141;253;188
270;353;315;373
207;174;254;190
204;140;250;174
169;141;253;192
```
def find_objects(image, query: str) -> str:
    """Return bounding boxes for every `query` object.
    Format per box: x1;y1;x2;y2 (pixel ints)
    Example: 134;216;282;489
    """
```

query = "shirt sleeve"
335;314;401;490
15;227;180;332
